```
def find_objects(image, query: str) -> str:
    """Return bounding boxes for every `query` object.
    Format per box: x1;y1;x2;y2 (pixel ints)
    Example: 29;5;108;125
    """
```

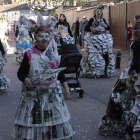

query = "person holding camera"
81;4;114;78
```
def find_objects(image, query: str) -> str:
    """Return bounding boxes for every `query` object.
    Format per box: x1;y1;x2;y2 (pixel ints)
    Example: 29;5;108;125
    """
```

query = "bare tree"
28;0;65;15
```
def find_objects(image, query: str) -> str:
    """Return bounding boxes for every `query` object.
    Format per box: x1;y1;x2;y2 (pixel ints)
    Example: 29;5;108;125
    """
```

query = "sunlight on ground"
7;46;14;54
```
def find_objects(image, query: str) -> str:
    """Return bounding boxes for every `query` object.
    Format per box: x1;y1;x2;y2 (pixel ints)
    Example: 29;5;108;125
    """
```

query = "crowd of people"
0;3;140;140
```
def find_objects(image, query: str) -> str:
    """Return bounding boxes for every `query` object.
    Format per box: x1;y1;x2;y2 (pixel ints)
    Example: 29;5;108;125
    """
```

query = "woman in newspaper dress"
56;14;74;45
0;40;10;93
82;4;114;78
99;21;140;140
12;26;74;140
14;16;33;63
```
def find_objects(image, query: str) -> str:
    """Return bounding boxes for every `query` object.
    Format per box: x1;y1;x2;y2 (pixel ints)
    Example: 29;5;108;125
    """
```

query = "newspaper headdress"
96;4;104;10
23;13;57;35
19;15;29;23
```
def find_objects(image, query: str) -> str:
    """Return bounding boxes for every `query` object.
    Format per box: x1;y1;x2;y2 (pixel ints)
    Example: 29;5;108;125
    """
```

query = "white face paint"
60;15;65;20
35;31;50;41
96;9;102;15
20;16;26;23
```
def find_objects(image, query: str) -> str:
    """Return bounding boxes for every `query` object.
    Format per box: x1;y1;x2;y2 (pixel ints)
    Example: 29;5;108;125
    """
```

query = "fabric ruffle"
99;68;140;140
81;33;114;78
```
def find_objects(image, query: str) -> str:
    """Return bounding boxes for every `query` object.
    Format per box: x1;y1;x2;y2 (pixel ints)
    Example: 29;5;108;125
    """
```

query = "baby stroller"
58;44;84;98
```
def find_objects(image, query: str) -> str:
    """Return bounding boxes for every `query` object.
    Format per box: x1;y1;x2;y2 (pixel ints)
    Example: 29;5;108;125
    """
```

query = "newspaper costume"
99;40;140;139
0;20;9;52
0;40;10;93
81;5;114;78
14;16;32;63
12;13;75;140
57;14;74;45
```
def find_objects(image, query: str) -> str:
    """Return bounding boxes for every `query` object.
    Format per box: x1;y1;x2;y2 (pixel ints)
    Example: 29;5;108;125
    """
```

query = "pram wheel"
79;90;84;98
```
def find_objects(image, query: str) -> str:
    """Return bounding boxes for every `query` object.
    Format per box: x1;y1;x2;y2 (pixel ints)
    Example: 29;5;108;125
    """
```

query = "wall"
109;0;140;49
58;5;110;27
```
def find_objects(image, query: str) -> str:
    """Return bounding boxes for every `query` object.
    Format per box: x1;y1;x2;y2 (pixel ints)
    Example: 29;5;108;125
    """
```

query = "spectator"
79;16;88;49
71;17;79;45
134;15;140;22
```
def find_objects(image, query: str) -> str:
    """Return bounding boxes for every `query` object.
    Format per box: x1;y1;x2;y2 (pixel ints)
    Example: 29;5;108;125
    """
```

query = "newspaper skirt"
0;51;10;93
99;68;140;140
15;35;32;63
81;33;114;78
12;81;75;140
61;34;75;45
14;47;29;63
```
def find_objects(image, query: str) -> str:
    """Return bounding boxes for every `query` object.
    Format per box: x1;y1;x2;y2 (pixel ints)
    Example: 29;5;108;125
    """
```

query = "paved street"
0;41;129;140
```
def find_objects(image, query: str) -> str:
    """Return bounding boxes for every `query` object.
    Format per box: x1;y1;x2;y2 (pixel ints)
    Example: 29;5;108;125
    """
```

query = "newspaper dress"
15;23;32;63
99;66;140;139
58;25;74;45
12;39;74;140
81;18;114;78
0;43;10;93
0;21;9;52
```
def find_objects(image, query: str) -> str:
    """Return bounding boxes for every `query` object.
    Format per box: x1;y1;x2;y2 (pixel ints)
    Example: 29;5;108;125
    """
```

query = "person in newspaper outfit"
99;21;140;140
11;24;75;140
81;4;114;78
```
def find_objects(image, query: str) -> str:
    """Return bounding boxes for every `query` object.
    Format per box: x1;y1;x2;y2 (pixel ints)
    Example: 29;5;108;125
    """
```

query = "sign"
20;11;30;14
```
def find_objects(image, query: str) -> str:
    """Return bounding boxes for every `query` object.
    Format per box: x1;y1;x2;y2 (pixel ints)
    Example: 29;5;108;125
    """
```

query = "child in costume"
14;16;33;63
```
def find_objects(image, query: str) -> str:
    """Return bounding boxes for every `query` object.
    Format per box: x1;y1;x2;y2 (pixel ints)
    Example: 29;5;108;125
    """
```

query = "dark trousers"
79;34;82;46
102;52;109;73
73;32;79;46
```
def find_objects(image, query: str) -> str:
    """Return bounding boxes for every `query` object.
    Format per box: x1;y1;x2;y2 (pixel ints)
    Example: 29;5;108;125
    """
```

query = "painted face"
35;31;50;41
60;15;65;20
20;16;26;23
96;9;102;15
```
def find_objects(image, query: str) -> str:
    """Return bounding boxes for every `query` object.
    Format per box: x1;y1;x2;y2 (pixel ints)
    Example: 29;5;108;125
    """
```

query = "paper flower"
49;61;56;69
40;25;45;28
34;29;38;33
51;16;55;20
47;27;50;32
57;32;60;35
24;38;27;42
25;50;31;64
30;38;32;41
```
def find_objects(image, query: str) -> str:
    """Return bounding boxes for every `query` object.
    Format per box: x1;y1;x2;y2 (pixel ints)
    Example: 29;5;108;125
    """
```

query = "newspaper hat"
96;4;104;10
83;16;86;19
